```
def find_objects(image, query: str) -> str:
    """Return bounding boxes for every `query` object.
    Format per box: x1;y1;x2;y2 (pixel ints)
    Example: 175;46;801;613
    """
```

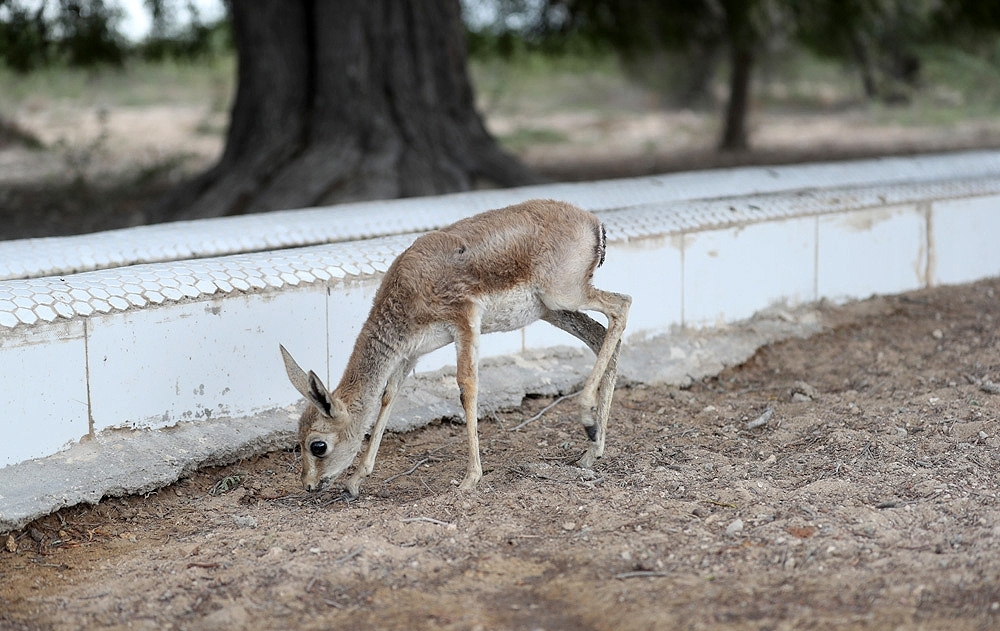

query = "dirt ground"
1;277;998;630
2;83;1000;629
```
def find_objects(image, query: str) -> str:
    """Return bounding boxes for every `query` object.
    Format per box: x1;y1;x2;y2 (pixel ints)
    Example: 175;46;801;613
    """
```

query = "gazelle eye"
309;441;328;458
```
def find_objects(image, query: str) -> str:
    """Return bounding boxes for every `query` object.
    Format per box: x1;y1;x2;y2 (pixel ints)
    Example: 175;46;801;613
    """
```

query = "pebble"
792;381;819;399
725;519;744;536
233;515;258;529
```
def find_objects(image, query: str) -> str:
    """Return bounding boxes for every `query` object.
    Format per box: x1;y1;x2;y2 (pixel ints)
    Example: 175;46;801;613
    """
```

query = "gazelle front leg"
343;359;414;497
454;304;483;491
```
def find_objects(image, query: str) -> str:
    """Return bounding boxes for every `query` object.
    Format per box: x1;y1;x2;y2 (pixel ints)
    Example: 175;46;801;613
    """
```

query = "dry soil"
2;277;999;630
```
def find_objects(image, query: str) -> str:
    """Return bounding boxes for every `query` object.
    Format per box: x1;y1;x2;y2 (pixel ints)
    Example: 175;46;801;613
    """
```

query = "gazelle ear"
306;370;335;417
279;344;311;396
279;344;337;416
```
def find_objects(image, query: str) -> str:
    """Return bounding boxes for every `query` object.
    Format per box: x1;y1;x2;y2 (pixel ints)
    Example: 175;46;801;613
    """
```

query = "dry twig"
335;546;363;564
510;391;580;431
615;570;671;579
747;407;774;430
400;517;452;527
382;458;431;484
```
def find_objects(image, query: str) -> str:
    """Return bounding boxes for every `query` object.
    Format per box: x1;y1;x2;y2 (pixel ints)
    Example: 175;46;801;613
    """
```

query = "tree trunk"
850;31;878;100
719;43;753;151
150;0;538;222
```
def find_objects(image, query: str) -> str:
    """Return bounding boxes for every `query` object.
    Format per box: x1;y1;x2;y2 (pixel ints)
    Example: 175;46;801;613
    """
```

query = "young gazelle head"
279;345;362;491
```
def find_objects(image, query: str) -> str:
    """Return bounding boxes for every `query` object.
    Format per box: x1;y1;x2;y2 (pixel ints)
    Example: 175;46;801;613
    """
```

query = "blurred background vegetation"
1;0;999;238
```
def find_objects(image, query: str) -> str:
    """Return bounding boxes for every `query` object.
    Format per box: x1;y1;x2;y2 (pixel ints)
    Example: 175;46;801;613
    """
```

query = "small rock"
791;381;819;400
5;534;15;553
562;522;576;531
931;328;944;340
747;408;773;430
265;546;284;558
725;519;744;536
791;392;811;403
981;380;1000;395
233;515;258;529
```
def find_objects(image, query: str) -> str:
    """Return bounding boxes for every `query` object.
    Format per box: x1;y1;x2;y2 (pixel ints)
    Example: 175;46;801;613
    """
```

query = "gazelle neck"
333;314;410;433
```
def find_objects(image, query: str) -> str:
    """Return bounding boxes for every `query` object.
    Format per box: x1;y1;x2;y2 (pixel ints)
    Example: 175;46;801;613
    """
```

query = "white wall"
2;151;1000;469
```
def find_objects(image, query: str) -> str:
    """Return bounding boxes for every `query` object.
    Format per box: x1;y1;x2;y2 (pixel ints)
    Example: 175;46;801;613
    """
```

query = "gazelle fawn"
280;199;631;497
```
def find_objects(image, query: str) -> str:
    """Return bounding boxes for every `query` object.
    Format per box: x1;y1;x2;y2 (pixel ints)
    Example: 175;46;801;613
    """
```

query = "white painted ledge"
4;149;1000;282
1;150;999;497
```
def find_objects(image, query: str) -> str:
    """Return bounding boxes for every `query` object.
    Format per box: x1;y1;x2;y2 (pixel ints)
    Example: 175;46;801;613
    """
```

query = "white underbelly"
415;326;455;355
478;287;545;334
412;288;546;356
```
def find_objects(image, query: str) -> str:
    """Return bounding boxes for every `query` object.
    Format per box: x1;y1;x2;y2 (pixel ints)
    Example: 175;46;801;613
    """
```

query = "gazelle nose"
303;477;326;492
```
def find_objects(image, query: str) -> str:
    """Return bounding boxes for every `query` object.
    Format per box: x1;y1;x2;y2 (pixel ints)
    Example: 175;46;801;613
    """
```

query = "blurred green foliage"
0;0;230;73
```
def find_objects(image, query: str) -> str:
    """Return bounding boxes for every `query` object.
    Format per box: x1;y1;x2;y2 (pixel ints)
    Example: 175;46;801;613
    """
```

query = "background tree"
0;0;536;221
538;0;794;151
0;0;128;150
151;0;537;221
140;0;220;61
0;0;128;71
3;0;1000;227
793;0;938;105
510;0;1000;150
931;0;1000;47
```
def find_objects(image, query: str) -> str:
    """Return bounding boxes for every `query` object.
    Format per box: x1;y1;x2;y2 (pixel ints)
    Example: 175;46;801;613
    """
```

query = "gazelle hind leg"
579;340;620;468
576;289;630;434
542;309;624;467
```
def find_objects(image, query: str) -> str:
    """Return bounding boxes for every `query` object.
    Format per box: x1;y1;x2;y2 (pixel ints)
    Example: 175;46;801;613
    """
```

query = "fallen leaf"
786;526;817;539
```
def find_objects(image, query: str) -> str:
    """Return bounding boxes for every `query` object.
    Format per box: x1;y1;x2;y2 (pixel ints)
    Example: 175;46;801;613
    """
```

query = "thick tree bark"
151;0;538;222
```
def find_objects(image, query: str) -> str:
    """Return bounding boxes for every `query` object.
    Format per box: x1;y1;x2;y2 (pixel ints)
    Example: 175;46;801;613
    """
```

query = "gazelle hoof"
343;477;362;499
457;473;481;491
577;449;598;469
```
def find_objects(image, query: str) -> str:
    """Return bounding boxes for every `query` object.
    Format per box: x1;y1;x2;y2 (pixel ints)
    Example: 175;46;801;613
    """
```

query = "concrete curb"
0;304;824;532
